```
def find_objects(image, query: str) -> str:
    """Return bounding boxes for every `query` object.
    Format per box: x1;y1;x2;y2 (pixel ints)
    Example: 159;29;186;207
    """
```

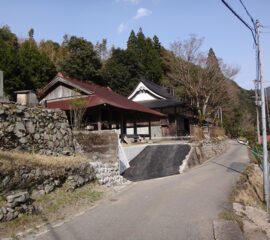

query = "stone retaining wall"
0;162;96;222
0;103;74;155
182;139;227;171
1;162;96;194
91;162;126;187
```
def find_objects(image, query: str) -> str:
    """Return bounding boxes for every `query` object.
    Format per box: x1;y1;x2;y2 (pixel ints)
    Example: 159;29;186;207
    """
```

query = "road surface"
35;140;249;240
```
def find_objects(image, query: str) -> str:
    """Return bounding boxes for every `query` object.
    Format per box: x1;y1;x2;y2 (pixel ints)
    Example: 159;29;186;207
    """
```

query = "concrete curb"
213;220;244;240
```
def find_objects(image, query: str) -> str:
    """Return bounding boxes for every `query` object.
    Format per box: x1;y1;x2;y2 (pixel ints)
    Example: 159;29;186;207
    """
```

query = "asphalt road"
123;144;191;181
35;140;249;240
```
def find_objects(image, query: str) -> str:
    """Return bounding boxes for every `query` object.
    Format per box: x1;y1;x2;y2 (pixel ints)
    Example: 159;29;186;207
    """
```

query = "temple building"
128;78;197;137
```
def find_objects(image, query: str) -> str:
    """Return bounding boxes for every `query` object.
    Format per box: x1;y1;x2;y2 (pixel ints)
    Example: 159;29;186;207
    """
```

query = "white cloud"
116;0;140;4
118;23;128;33
134;8;152;19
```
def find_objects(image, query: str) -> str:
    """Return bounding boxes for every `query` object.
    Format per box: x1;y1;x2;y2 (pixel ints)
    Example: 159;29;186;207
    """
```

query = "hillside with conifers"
0;25;256;140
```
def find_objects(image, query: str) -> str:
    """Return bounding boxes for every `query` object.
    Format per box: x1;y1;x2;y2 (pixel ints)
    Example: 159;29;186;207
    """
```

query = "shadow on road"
212;161;246;174
38;214;82;240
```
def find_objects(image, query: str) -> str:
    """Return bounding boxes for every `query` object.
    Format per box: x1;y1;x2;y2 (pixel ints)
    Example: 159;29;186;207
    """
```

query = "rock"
5;202;17;208
26;121;35;134
42;170;50;176
1;207;7;215
6;211;15;221
14;122;26;137
2;176;10;186
54;180;61;187
44;132;49;140
31;189;45;197
6;124;14;132
34;133;40;140
6;191;29;205
77;176;85;186
44;185;54;194
35;169;41;177
19;137;28;144
48;141;54;149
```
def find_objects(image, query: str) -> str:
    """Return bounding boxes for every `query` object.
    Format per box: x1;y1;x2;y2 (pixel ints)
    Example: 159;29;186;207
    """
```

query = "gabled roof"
43;73;165;117
128;77;184;109
140;78;175;100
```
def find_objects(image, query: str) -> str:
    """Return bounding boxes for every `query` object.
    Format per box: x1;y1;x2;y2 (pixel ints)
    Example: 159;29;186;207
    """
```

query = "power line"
221;0;257;45
238;0;256;27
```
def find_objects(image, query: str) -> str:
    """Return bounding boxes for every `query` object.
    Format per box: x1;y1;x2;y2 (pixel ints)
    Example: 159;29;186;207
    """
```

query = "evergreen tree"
18;39;56;89
0;26;23;97
59;36;102;84
153;35;161;56
125;28;163;85
101;48;142;96
141;38;163;84
206;48;220;71
127;30;137;49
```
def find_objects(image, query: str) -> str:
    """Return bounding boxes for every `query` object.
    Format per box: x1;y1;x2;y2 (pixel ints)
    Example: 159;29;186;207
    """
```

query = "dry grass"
230;163;265;210
0;181;107;239
0;150;90;171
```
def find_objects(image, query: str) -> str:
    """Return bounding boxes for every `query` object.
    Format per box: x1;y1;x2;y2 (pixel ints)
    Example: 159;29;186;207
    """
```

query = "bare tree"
68;96;88;130
168;35;239;124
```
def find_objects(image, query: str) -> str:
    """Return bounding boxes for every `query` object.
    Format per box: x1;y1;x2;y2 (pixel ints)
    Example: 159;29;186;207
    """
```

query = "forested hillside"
0;25;256;139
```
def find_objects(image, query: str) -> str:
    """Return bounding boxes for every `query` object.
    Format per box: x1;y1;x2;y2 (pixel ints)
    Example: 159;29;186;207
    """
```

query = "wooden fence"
190;125;225;141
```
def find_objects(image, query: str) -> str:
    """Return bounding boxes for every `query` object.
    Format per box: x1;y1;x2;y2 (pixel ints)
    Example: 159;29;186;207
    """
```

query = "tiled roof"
140;78;175;100
44;73;165;117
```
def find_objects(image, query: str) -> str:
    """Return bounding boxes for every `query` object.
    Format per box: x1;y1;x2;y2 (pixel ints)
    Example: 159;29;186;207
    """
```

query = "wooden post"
120;112;124;140
98;108;102;131
148;120;152;140
133;120;137;135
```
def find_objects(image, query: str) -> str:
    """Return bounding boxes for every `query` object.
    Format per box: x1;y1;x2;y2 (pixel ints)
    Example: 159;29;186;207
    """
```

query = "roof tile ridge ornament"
56;72;64;78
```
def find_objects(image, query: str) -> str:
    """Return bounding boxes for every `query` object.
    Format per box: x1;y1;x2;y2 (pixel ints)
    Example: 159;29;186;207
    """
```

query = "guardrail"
251;145;265;170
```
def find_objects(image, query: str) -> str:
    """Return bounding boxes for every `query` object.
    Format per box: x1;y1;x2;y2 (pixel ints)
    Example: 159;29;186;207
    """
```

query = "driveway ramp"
123;144;191;181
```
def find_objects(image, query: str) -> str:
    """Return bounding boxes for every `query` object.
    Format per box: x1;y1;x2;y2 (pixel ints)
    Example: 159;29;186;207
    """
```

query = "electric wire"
238;0;256;27
221;0;257;45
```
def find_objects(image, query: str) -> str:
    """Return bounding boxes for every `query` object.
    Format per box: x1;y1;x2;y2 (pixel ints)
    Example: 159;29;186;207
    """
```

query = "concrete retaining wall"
73;130;126;186
123;145;147;162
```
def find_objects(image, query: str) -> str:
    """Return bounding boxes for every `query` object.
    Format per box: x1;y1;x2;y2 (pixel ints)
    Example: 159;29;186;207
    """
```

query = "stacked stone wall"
182;139;227;172
0;103;74;155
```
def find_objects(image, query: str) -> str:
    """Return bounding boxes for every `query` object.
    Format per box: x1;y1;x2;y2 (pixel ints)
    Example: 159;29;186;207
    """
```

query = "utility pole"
256;19;269;211
254;79;261;144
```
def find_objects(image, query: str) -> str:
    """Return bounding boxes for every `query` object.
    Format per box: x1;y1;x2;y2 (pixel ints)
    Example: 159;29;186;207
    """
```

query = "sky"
1;0;270;90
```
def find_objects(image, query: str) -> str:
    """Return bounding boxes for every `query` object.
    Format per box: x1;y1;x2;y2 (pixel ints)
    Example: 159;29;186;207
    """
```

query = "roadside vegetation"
219;151;265;235
0;150;89;170
0;181;105;239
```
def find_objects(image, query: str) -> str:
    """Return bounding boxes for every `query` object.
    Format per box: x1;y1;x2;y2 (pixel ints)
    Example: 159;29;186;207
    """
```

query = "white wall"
41;85;80;103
